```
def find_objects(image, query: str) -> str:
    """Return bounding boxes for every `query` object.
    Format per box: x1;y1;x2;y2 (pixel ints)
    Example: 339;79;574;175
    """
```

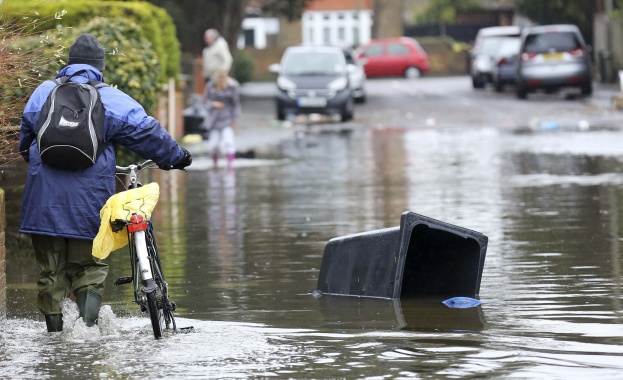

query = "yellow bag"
92;182;160;259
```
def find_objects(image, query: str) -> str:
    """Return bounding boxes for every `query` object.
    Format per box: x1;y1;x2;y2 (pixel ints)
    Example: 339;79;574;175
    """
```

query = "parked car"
343;47;367;103
515;24;592;99
470;26;521;89
354;37;430;79
270;45;354;122
491;35;522;92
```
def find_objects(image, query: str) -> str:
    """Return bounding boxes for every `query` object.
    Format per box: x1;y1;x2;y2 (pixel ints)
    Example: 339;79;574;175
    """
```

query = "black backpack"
35;70;108;170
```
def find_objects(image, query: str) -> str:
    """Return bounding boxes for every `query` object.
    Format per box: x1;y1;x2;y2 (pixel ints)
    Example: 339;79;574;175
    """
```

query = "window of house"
338;27;345;42
323;27;330;45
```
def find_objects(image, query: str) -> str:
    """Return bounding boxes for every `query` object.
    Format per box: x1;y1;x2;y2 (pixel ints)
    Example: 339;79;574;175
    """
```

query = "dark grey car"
515;24;592;99
270;46;354;122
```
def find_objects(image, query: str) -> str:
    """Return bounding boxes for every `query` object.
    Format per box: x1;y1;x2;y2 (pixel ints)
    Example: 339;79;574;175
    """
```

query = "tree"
147;0;311;56
372;0;403;39
515;0;595;45
147;0;247;56
416;0;485;24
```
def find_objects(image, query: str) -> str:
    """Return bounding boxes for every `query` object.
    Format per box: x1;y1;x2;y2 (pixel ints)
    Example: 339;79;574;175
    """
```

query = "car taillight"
568;48;586;58
521;52;537;62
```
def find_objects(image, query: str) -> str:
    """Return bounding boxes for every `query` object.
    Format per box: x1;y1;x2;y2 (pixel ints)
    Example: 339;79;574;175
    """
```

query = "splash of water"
59;298;121;340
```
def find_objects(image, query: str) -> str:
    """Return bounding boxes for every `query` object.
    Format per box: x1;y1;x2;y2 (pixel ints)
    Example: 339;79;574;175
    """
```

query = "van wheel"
494;79;504;93
404;66;421;79
472;75;485;89
516;84;528;99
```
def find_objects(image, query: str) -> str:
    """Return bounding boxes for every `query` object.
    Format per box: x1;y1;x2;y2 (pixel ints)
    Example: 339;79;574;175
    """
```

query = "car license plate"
543;52;563;60
298;97;327;107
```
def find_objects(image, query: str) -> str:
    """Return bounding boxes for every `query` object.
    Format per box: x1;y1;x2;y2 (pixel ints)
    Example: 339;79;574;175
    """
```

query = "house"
302;0;374;47
238;2;280;49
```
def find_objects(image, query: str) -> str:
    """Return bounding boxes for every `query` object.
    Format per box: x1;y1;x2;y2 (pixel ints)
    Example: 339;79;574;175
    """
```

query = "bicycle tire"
146;289;164;339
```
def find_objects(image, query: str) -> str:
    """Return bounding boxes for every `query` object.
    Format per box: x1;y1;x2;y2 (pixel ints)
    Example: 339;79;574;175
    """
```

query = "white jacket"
202;37;233;79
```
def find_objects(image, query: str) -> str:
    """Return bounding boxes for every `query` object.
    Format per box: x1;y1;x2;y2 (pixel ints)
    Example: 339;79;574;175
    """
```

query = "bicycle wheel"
146;289;164;339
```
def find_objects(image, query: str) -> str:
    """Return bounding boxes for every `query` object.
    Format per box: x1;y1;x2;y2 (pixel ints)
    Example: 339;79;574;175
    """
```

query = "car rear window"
498;37;521;56
480;36;507;55
524;31;581;53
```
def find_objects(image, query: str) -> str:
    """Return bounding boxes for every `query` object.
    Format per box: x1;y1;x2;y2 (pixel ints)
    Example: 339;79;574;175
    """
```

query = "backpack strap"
54;69;109;88
90;81;110;89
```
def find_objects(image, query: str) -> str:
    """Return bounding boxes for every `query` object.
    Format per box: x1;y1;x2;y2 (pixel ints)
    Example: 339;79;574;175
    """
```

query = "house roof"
304;0;374;12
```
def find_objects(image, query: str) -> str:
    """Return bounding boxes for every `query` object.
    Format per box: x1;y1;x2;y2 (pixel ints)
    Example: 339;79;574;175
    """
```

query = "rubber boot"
45;314;63;332
226;153;234;171
75;288;102;327
212;153;219;169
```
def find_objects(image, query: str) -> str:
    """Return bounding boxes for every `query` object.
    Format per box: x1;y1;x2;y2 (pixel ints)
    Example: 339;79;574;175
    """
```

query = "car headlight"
277;77;296;91
328;77;348;91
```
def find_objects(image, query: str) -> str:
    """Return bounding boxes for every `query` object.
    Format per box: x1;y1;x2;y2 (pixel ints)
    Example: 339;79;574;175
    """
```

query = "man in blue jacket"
18;34;192;332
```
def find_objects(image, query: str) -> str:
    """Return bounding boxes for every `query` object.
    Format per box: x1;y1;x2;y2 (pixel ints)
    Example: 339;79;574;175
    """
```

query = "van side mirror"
268;63;281;74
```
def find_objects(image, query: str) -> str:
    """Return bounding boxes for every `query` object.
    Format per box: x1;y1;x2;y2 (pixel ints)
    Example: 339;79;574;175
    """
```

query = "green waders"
32;235;109;331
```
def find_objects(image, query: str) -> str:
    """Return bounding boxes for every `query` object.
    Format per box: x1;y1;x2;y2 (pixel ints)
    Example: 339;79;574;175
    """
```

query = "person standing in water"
203;67;240;170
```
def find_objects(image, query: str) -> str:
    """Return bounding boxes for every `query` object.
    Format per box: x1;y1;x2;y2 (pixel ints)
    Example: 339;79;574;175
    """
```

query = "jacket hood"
57;64;104;82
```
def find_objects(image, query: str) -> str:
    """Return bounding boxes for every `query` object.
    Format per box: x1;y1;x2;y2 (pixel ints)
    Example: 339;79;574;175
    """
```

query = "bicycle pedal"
114;276;133;286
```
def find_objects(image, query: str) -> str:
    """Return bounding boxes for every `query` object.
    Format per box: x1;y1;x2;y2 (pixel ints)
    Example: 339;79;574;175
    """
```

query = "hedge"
2;0;180;84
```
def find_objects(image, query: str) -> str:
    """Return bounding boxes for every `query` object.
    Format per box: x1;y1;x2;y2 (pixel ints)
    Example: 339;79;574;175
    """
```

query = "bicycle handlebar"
115;160;158;175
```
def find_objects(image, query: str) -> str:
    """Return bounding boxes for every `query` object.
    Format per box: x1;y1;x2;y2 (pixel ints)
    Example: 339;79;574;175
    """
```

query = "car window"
363;44;383;57
388;43;409;55
524;32;581;54
283;51;344;75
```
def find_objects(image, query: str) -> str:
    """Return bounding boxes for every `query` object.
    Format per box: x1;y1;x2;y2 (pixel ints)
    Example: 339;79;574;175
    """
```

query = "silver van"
470;26;521;89
515;24;592;99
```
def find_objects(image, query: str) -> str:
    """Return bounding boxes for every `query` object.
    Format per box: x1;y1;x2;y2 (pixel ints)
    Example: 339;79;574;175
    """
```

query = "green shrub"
3;0;180;84
232;51;255;84
69;17;160;165
69;17;161;115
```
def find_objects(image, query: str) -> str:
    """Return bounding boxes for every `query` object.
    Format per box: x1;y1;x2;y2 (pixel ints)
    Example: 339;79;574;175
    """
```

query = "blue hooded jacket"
18;64;185;240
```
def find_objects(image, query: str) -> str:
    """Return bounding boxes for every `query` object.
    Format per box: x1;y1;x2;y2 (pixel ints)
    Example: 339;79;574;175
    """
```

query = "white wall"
238;17;280;49
302;9;373;47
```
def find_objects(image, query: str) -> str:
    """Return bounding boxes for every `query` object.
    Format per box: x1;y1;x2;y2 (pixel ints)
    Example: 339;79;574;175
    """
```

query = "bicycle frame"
114;160;176;339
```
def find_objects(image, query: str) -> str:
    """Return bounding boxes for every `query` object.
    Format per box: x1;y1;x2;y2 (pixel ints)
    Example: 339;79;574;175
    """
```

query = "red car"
355;37;430;78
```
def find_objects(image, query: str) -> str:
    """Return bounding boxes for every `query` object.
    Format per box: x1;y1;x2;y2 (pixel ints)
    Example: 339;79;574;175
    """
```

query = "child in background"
203;67;240;170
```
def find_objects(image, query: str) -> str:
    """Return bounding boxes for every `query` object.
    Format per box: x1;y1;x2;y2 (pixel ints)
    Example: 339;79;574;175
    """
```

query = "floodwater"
2;122;623;379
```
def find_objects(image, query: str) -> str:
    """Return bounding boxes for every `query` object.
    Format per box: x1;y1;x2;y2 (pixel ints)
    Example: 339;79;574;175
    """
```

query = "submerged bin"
316;211;488;299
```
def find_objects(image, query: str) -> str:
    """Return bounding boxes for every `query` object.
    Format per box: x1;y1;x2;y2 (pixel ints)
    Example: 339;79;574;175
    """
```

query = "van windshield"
283;51;345;76
524;32;581;53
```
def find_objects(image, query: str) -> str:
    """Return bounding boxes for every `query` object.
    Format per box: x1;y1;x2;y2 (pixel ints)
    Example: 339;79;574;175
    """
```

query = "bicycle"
112;159;180;339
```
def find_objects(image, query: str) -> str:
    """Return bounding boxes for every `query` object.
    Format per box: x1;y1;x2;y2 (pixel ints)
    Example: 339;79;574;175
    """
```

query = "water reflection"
3;125;623;377
317;296;487;332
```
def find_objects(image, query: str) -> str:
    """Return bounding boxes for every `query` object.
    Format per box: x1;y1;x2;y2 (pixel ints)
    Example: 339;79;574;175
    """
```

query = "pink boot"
226;153;235;171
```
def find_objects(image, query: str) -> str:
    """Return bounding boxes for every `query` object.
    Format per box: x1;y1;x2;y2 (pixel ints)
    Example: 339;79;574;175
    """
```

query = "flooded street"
3;77;623;378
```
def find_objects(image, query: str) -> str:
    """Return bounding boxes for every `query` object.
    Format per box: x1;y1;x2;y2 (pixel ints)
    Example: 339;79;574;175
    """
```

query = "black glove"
159;147;192;170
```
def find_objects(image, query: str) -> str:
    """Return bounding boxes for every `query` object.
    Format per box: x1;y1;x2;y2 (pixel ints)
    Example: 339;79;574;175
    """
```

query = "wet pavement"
2;76;623;378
